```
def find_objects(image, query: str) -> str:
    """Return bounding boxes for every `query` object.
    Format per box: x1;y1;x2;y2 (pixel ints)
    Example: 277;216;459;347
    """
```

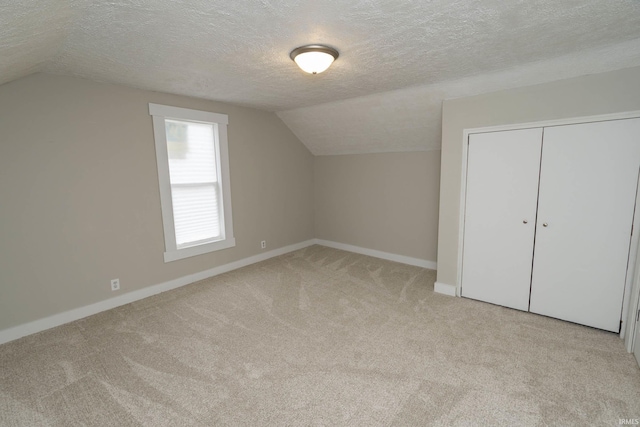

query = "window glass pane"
164;118;222;247
165;120;217;184
171;184;221;247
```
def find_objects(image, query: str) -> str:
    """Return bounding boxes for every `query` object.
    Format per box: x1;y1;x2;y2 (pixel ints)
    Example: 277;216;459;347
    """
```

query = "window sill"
163;238;236;262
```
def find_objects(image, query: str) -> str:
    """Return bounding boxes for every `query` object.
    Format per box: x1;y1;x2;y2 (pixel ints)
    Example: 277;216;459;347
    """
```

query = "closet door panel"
462;128;543;311
530;118;640;332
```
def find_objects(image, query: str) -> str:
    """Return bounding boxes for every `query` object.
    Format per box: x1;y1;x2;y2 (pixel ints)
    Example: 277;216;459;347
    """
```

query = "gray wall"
0;73;314;330
437;65;640;288
315;151;441;263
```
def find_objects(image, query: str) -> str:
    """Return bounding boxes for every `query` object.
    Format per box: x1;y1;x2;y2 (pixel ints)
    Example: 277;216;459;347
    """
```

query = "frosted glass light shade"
294;51;334;74
290;45;339;74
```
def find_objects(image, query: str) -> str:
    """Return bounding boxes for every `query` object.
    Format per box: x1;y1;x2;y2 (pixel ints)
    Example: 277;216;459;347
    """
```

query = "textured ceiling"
278;39;640;155
2;0;640;154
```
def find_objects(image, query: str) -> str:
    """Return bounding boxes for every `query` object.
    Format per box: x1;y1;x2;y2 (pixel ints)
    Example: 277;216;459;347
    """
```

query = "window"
149;103;234;262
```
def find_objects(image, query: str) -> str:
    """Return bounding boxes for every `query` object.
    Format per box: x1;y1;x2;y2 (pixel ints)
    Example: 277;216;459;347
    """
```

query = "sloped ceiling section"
277;39;640;155
2;1;640;155
0;0;76;86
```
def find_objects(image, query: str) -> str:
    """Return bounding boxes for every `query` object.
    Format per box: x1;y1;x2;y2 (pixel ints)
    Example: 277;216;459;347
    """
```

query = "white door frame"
457;110;640;349
624;173;640;349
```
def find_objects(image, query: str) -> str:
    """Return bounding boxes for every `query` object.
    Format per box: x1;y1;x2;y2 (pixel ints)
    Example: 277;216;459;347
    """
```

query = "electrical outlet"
110;279;120;291
261;240;266;249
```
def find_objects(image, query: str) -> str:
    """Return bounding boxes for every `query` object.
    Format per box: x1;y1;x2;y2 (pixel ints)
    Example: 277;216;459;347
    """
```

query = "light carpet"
1;245;639;426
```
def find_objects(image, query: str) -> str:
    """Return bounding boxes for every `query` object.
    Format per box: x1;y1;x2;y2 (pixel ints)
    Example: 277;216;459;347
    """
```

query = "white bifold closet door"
461;128;543;311
529;119;640;332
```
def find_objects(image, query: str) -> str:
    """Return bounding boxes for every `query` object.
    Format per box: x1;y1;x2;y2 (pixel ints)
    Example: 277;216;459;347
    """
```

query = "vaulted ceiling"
3;1;640;154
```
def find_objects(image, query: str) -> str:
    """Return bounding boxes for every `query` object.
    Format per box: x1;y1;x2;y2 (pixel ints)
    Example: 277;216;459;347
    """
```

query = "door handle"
543;223;548;227
523;220;528;224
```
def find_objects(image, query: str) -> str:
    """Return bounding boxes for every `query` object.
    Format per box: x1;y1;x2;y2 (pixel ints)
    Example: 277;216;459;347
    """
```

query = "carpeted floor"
1;245;639;426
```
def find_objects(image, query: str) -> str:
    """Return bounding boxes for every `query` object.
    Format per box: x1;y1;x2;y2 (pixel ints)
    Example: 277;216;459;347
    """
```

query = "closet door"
530;118;640;332
462;128;543;311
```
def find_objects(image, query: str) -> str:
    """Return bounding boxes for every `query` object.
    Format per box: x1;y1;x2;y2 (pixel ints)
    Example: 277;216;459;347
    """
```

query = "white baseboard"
0;239;316;345
434;281;457;297
313;239;437;270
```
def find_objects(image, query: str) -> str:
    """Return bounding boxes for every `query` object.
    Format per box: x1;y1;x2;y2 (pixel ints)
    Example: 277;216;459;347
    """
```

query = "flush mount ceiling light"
290;45;339;74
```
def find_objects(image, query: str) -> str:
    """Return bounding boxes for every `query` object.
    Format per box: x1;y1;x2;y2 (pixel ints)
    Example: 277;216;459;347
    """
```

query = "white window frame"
149;103;235;262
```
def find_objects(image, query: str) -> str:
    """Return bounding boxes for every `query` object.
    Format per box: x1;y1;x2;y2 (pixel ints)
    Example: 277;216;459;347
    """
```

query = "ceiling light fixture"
290;45;339;75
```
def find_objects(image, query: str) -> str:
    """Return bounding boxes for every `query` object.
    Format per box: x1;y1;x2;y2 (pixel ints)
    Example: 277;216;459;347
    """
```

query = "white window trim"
149;103;235;262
